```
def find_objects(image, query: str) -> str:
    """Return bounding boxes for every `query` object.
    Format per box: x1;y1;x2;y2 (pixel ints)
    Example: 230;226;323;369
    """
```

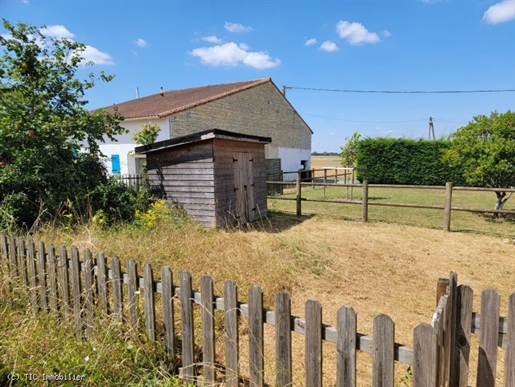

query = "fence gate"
233;152;255;223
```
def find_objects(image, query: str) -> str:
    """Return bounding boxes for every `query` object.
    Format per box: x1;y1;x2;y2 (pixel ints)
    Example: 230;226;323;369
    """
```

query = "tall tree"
443;110;515;210
0;19;126;228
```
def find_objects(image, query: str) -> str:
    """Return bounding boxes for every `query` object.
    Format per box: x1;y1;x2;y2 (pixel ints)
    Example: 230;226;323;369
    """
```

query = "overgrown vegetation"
0;19;146;230
2;212;514;386
0;275;187;386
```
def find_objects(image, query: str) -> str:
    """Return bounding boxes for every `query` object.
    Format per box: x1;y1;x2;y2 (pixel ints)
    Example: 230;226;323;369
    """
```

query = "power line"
285;86;515;94
301;112;427;123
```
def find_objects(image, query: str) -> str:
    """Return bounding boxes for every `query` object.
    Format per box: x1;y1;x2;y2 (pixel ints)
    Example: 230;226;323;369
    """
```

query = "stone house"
101;78;313;179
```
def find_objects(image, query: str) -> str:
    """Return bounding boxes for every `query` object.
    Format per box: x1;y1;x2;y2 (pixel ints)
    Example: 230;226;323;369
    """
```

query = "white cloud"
320;40;339;52
336;21;380;45
383;30;392;38
483;0;515;24
134;38;148;47
21;0;29;4
82;46;115;65
40;25;75;39
305;38;317;46
224;22;253;33
190;42;280;69
202;36;223;44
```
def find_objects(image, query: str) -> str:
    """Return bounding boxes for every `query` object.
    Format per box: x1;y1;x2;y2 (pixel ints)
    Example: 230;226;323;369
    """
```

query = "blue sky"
2;0;515;152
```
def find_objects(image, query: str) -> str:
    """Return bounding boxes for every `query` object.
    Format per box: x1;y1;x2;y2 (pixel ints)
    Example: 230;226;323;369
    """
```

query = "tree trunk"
494;191;512;211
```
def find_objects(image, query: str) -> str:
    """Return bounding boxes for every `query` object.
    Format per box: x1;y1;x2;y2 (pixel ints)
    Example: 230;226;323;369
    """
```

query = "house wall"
99;118;170;175
278;147;312;180
168;81;311;179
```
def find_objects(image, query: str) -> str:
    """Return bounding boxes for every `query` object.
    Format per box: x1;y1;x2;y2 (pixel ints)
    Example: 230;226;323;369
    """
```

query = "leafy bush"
88;179;152;226
356;138;466;185
0;20;126;231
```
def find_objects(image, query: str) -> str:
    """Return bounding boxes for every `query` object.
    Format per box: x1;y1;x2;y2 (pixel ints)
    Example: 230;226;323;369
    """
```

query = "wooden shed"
135;129;271;228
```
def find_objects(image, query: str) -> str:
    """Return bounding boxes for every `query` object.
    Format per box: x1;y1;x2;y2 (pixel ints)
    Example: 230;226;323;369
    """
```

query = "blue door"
111;154;121;174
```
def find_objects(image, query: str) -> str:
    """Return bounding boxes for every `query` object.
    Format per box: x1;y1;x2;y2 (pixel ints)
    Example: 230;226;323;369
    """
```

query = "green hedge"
355;138;466;186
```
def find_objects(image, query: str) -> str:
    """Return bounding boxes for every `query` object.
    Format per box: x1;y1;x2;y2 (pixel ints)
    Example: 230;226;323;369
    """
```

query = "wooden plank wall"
212;138;267;226
146;141;217;228
146;138;268;228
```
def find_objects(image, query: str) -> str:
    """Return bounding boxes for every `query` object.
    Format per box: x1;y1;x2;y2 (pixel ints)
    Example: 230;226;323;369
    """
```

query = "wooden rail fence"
267;169;515;232
1;235;513;386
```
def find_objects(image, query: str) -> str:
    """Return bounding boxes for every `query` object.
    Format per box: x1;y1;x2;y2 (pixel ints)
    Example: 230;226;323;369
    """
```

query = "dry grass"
21;211;515;386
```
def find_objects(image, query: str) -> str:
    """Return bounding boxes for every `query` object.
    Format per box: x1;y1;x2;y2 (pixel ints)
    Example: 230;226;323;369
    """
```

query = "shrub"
356;138;466;185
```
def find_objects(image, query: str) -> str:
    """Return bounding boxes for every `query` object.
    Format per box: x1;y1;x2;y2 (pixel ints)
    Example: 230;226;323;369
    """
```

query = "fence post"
144;263;156;342
70;247;82;335
477;289;500;387
323;169;327;199
37;241;48;312
362;180;369;222
373;314;395;387
351;168;355;200
296;169;302;217
180;270;195;382
443;182;453;232
275;292;292;387
162;267;175;361
8;235;17;281
224;280;239;387
305;299;323;387
201;275;215;384
83;249;94;335
0;234;6;271
505;292;515;387
248;285;264;387
454;285;473;387
127;260;139;328
413;323;438;386
336;306;357;386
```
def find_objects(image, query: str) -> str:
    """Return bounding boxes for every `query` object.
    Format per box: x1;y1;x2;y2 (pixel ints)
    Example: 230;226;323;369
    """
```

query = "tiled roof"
105;78;272;120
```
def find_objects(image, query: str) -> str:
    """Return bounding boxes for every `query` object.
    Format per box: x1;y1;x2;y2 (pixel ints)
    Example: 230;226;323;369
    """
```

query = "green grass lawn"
268;184;515;237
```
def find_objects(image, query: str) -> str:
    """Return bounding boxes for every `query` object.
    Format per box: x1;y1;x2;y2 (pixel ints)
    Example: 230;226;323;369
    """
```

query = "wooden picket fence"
0;234;513;386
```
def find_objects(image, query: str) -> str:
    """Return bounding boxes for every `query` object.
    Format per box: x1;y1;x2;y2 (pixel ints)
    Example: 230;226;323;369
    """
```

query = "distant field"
311;155;342;169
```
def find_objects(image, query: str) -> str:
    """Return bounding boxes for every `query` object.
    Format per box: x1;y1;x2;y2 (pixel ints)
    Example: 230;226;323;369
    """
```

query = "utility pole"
281;85;293;97
428;117;435;140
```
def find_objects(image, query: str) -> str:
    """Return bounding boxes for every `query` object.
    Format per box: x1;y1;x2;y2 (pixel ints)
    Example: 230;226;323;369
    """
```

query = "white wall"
278;147;312;180
100;118;170;175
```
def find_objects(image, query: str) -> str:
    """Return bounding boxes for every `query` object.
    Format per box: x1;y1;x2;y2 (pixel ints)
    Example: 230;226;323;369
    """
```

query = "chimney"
160;87;164;97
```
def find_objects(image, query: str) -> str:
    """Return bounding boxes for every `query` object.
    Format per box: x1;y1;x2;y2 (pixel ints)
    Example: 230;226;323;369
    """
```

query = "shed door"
233;152;255;223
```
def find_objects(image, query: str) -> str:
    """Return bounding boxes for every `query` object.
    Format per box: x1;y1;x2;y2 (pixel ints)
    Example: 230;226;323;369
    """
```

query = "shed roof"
135;129;272;154
106;78;272;120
